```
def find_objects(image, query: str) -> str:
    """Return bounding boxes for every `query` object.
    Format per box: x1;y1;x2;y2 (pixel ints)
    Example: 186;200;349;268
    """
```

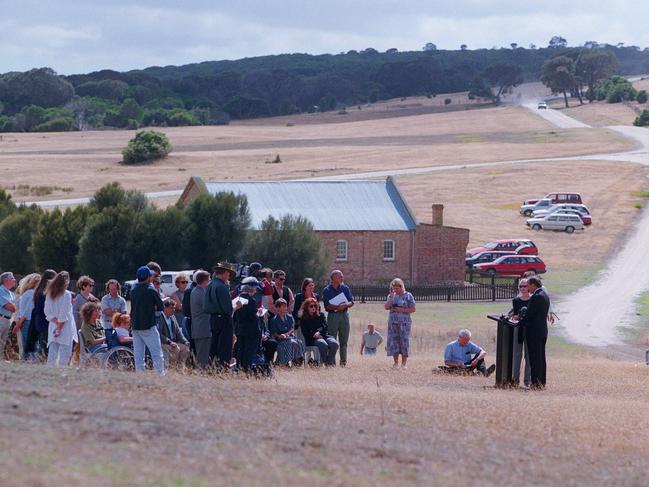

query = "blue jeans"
132;327;165;375
20;320;39;361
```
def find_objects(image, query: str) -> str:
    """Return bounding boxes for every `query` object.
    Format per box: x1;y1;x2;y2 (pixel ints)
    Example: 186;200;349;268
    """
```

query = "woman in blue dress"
269;298;304;366
384;278;416;369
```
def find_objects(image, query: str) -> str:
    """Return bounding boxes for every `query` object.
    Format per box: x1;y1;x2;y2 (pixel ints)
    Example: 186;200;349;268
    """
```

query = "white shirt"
45;290;77;346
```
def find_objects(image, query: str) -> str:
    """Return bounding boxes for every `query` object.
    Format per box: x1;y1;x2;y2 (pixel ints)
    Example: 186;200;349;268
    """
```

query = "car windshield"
484;242;498;249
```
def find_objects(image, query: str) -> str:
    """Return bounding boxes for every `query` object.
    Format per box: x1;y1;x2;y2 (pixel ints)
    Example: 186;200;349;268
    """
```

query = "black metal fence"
60;270;520;303
286;271;519;303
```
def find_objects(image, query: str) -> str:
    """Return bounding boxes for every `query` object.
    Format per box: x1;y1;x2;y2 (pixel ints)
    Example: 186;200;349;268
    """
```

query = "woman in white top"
44;271;77;367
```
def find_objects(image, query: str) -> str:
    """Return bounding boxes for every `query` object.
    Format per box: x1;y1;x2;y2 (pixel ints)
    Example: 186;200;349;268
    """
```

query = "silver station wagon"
526;213;585;233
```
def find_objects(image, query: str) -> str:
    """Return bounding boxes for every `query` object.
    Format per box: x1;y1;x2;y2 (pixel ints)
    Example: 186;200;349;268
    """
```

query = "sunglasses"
277;277;286;281
179;281;188;284
308;305;317;309
518;285;528;288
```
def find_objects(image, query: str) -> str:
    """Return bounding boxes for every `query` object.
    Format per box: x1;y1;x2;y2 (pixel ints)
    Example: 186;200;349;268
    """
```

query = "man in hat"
204;262;240;370
130;266;166;375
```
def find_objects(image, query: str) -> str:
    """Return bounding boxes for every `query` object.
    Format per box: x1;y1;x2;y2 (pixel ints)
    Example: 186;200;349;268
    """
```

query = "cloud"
0;1;648;74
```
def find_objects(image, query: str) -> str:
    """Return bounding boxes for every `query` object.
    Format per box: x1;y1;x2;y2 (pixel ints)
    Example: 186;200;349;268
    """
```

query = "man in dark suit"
519;276;550;389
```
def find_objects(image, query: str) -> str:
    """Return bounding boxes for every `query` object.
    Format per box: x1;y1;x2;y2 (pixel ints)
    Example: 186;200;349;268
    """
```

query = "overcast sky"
1;0;648;75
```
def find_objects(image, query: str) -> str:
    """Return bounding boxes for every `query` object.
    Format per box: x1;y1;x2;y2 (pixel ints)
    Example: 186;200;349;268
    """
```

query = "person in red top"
260;268;274;310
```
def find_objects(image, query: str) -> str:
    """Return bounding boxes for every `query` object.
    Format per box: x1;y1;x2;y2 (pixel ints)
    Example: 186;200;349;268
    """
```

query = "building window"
336;240;348;261
383;240;395;261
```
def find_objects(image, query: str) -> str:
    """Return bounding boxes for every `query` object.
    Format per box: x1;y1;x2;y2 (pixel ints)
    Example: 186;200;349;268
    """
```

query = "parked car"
473;255;547;276
523;192;582;206
123;270;195;299
537;101;548;109
526;213;585;233
520;198;554;216
466;250;516;269
532;204;592;225
466;239;538;257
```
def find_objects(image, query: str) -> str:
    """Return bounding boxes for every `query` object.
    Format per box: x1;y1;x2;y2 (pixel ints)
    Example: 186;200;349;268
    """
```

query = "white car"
124;270;195;299
520;198;553;216
526;213;584;233
537;101;548;109
532;203;590;218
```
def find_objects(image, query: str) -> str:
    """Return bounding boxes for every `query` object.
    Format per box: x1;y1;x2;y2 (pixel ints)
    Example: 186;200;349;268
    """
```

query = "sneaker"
392;363;400;370
485;364;496;377
401;365;407;370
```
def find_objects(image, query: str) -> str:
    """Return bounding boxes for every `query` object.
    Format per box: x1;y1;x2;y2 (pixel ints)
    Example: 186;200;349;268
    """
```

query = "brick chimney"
432;204;444;226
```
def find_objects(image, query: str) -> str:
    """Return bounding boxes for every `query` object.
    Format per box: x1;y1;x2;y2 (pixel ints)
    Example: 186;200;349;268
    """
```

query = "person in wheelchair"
79;301;107;354
442;329;495;377
112;312;134;347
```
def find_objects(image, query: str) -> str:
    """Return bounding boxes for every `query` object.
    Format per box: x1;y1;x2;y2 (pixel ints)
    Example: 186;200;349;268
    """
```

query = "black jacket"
233;293;260;337
519;288;550;334
300;313;330;347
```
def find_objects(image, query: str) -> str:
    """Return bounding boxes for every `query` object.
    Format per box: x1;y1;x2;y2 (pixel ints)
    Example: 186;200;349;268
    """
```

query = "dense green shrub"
33;117;74;132
637;90;648;104
595;76;637;103
121;130;172;164
634;109;649;127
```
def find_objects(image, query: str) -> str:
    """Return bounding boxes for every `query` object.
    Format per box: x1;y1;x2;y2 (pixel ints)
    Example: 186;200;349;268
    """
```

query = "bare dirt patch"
395;160;648;270
0;106;633;202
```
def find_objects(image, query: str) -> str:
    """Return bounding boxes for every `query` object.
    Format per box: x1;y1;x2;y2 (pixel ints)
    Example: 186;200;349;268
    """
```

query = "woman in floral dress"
384;278;416;369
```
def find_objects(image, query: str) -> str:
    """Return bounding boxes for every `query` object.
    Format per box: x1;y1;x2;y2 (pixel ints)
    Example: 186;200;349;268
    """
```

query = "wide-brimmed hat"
213;262;237;277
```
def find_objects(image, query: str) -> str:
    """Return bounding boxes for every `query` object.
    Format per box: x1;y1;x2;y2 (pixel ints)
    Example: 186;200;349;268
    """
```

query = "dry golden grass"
2;343;648;486
0;105;633;201
558;100;641;127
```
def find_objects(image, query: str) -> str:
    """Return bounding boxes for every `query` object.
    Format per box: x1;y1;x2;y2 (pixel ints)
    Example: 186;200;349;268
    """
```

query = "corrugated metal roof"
202;179;417;231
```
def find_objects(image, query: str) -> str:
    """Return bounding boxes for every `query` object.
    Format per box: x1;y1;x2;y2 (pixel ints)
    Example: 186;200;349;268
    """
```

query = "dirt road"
522;102;591;129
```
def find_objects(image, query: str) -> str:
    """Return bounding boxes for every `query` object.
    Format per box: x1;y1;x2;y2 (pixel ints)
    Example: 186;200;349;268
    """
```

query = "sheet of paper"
232;296;248;307
257;306;268;317
328;292;350;306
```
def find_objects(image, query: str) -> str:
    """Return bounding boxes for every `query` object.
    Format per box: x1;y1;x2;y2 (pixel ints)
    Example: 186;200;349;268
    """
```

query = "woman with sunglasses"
171;273;190;330
299;297;338;366
509;278;532;388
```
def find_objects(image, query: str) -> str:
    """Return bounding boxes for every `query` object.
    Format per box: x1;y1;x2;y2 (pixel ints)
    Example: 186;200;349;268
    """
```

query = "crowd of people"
0;261;370;375
0;261;551;388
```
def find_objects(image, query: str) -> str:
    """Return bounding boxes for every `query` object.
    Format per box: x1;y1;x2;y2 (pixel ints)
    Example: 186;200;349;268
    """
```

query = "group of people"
0;261;366;375
0;261;551;388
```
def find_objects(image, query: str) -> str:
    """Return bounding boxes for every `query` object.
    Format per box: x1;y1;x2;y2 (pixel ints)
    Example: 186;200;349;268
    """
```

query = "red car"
473;255;546;276
466;239;538;257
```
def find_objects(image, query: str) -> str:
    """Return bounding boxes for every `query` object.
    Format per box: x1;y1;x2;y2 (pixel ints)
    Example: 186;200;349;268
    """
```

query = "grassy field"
2;348;648;486
2;302;646;486
0;102;634;202
3;85;649;485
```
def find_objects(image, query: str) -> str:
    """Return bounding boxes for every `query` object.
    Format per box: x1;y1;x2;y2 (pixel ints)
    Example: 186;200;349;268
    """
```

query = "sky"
1;0;648;75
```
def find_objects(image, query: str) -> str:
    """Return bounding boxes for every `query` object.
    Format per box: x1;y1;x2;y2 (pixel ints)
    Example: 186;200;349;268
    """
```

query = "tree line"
2;41;649;132
0;183;327;284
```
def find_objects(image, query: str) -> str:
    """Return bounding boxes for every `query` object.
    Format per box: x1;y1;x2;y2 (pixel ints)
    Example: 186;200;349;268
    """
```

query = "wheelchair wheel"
103;347;135;371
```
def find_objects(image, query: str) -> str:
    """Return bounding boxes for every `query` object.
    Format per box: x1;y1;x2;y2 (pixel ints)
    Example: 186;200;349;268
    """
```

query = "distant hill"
1;44;648;132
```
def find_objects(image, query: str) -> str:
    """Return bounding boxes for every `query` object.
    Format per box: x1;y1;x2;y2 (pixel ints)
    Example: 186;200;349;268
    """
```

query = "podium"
487;314;519;387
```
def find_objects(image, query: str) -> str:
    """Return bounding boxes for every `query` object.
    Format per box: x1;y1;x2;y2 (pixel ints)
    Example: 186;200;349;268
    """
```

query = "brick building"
179;176;469;285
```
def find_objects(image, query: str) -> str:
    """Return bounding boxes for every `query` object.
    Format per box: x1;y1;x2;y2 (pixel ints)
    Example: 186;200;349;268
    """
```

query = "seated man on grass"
442;329;495;377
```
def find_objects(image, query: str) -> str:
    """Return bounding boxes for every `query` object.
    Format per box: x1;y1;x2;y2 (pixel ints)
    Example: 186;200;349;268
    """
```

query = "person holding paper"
233;278;262;371
322;270;354;366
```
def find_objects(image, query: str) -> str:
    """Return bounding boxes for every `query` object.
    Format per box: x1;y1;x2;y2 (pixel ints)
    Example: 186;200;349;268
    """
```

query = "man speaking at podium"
518;276;550;389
